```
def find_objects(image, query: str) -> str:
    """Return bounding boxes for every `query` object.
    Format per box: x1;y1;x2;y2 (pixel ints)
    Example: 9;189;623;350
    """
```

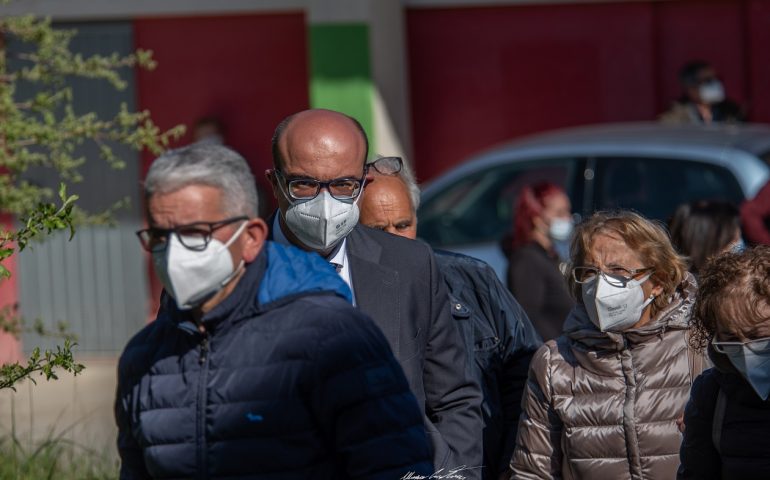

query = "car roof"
422;122;770;199
499;122;770;154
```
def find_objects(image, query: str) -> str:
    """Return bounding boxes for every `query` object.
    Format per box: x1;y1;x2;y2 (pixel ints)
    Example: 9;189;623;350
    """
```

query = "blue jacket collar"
257;241;352;307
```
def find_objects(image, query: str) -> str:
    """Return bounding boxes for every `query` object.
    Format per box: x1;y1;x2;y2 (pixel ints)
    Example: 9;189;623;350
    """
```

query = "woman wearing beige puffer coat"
510;210;704;480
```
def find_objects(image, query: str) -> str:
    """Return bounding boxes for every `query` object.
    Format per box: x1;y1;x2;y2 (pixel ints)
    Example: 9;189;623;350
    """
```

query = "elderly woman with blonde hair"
510;210;704;480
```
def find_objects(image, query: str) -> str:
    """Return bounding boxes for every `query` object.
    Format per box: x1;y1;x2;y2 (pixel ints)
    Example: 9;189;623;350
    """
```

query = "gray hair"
368;154;421;211
144;143;259;217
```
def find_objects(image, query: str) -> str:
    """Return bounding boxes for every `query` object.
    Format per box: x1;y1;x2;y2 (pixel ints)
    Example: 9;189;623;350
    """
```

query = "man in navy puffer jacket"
116;143;433;479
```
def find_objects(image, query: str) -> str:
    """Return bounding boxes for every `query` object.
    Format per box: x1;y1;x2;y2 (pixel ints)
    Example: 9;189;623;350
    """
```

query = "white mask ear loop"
642;293;656;309
636;273;656;309
216;221;249;289
352;183;366;206
222;220;248;249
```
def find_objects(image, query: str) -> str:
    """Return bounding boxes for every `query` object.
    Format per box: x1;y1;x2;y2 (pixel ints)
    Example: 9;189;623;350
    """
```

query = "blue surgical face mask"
713;337;770;401
549;218;574;242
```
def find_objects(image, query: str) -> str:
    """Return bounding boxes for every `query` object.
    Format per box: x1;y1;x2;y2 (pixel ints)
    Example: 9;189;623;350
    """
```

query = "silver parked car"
417;122;770;280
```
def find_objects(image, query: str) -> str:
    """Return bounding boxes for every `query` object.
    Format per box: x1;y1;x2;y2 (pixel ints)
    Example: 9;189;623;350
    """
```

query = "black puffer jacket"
678;345;770;479
435;250;542;479
115;242;433;479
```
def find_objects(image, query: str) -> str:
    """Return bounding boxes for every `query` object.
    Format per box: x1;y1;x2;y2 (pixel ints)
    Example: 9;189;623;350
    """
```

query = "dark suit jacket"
269;215;483;476
346;225;483;476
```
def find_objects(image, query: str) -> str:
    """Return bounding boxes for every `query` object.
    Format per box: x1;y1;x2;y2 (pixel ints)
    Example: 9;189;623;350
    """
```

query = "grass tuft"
0;432;118;480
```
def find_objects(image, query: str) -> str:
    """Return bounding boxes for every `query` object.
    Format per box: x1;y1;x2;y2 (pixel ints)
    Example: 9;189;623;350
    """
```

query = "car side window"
418;160;576;247
594;157;744;221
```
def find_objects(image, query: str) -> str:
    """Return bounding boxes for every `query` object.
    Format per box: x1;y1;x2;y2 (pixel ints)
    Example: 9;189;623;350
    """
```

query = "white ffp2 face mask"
152;221;247;310
282;190;360;251
699;80;725;105
582;273;654;332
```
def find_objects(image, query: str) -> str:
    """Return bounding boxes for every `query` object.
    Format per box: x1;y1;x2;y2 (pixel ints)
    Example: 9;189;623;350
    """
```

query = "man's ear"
265;169;280;199
241;217;269;263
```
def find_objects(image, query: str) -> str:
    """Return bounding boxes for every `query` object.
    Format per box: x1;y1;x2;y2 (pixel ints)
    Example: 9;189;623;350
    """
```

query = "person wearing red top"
740;180;770;246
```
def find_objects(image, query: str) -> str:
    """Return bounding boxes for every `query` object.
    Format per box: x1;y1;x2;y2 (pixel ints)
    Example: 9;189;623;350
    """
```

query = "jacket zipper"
196;332;210;480
620;334;642;479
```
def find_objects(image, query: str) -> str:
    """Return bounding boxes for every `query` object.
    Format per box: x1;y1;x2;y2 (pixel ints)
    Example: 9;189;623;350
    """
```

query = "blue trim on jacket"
258;241;352;306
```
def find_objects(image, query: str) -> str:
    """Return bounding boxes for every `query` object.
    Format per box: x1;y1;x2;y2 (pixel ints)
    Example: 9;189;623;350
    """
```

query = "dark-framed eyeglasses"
712;336;770;355
368;156;403;176
572;265;654;287
136;216;248;252
274;169;366;201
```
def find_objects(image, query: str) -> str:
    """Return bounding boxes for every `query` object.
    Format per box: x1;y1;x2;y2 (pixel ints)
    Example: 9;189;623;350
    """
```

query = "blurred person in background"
678;246;770;480
192;116;225;145
660;60;744;125
669;200;744;277
505;182;575;341
511;210;704;480
741;179;770;246
359;155;542;480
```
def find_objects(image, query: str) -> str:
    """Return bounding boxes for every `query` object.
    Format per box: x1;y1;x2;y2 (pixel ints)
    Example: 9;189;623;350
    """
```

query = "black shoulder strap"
712;387;727;454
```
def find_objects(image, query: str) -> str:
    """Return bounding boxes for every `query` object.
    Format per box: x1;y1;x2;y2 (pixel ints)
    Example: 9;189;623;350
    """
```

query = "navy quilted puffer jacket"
115;241;433;479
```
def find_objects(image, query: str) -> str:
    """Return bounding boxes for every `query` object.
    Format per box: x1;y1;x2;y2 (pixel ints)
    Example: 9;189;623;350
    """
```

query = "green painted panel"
309;24;375;154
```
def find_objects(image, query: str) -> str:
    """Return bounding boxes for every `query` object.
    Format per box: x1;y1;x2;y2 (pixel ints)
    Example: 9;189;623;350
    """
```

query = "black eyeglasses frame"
274;169;367;201
136;216;248;252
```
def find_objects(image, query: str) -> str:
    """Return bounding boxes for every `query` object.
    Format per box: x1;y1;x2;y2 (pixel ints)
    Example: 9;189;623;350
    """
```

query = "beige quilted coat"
511;274;702;479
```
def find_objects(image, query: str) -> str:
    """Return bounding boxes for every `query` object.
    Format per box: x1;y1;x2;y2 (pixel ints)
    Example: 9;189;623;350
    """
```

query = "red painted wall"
407;1;770;181
747;0;770;122
134;13;309;317
134;13;309;179
0;215;21;364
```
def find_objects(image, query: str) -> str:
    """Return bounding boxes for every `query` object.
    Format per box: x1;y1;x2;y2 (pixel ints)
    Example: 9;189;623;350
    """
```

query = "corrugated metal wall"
16;22;148;354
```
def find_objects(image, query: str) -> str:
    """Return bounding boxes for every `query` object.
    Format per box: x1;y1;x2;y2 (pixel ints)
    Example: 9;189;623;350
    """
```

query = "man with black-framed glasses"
116;143;433;479
266;109;483;478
